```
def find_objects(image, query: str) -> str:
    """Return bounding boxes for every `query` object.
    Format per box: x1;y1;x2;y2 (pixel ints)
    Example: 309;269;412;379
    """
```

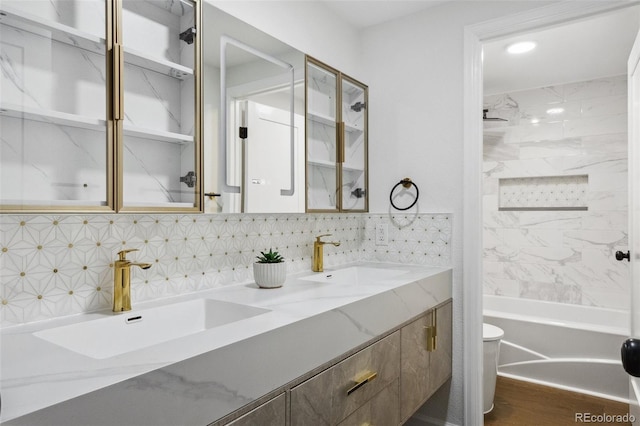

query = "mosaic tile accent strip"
0;213;452;326
499;175;588;210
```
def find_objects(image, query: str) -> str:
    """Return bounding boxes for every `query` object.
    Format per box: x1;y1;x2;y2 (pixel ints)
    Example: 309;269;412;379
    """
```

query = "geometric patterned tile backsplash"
0;213;452;327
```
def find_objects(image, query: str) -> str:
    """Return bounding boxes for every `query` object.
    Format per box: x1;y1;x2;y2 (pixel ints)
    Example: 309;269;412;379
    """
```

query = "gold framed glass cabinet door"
339;75;368;212
116;0;202;212
0;0;113;212
305;56;368;213
305;56;340;212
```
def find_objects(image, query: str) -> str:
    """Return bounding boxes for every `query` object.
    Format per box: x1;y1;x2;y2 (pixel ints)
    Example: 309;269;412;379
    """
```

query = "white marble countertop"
1;261;452;425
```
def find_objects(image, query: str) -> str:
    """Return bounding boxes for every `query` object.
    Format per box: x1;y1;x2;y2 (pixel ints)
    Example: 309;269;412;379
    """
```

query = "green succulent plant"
256;249;284;264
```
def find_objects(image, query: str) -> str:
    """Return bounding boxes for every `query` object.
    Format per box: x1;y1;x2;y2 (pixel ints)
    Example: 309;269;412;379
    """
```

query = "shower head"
483;109;508;122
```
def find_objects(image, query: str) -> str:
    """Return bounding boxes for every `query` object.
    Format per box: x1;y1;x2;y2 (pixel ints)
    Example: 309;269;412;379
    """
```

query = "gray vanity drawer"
337;379;400;426
290;331;400;425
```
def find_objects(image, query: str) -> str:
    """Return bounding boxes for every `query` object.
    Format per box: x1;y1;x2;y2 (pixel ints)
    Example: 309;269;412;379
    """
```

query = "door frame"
462;2;637;423
627;24;640;422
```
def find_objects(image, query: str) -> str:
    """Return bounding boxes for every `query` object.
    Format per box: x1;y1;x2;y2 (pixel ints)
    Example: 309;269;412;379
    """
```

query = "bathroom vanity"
1;263;452;426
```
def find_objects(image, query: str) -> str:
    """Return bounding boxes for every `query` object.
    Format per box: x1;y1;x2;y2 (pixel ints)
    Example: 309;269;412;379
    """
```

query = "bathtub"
483;295;630;403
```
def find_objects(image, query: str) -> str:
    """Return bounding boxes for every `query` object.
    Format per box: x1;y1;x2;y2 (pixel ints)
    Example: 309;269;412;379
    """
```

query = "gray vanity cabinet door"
429;301;453;392
223;393;286;426
400;300;453;422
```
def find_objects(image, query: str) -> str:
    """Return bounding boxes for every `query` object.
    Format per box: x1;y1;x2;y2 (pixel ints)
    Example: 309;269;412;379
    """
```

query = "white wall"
360;2;558;424
208;0;362;79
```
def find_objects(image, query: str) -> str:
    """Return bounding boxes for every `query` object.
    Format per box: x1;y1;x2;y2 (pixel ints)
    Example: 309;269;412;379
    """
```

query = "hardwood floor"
483;376;632;426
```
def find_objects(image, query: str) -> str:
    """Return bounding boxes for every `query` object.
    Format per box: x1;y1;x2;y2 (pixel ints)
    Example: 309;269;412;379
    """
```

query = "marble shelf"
0;5;105;55
123;201;195;209
0;103;193;144
0;103;105;132
123;123;193;144
307;112;362;134
308;159;337;169
308;159;364;173
0;6;193;80
308;110;336;126
125;46;193;80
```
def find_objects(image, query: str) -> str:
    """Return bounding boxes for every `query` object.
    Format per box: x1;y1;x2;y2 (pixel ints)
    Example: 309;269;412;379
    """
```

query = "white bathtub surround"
0;263;452;424
484;295;629;402
0;213;452;326
483;75;629;309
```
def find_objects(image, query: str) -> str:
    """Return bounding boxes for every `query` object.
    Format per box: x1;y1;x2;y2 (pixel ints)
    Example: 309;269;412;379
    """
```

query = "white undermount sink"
299;266;408;285
34;299;270;359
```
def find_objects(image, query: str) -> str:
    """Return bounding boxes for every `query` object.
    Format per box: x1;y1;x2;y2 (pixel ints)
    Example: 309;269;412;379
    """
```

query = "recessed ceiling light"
530;118;540;124
546;107;565;115
506;41;536;55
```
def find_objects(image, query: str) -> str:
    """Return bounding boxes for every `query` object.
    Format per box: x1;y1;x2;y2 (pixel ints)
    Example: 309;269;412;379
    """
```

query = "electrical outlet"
375;223;388;246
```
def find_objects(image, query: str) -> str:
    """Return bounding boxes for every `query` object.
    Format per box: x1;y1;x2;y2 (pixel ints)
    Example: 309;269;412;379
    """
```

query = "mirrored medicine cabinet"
0;1;368;214
202;2;306;214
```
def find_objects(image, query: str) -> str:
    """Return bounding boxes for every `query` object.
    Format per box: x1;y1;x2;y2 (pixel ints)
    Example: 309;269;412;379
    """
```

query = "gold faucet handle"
315;234;332;242
117;248;139;261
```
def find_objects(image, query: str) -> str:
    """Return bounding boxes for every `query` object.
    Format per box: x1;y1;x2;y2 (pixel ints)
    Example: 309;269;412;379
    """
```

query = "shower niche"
306;56;368;212
0;0;202;212
498;175;588;211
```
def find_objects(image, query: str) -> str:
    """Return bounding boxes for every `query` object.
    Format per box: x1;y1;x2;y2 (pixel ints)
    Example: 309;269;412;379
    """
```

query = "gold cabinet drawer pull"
346;371;377;396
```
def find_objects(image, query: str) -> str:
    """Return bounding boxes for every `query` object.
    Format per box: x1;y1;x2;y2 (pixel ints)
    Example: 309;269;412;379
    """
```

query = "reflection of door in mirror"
232;100;304;213
201;3;306;214
219;37;305;213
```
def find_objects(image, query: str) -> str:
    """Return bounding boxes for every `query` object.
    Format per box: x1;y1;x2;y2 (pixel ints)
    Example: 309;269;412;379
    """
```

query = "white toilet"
483;323;504;414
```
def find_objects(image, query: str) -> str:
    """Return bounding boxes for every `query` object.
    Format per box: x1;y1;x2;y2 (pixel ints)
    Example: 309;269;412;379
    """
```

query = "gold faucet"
312;234;341;272
113;249;152;312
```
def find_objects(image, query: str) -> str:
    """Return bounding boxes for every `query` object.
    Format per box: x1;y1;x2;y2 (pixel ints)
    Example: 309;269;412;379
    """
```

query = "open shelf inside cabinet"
124;46;193;80
0;103;192;144
308;110;336;127
308;159;337;169
123;124;193;144
1;199;107;207
0;5;105;54
0;103;105;131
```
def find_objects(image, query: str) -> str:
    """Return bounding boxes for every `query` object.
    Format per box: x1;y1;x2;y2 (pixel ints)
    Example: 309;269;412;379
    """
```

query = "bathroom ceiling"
321;0;449;29
483;6;640;94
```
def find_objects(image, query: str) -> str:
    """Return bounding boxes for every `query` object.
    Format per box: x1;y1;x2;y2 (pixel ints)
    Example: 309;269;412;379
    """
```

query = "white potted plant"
253;249;286;288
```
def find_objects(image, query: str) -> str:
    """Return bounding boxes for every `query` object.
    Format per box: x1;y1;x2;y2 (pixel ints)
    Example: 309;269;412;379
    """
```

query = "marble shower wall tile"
0;213;452;326
483;75;629;310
